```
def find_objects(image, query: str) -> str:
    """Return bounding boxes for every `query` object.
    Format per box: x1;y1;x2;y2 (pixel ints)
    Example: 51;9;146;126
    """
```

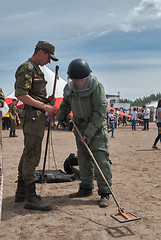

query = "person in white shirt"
131;107;138;130
108;109;115;137
142;106;150;130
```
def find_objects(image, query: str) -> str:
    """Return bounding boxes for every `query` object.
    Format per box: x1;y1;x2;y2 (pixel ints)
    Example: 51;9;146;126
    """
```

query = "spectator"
150;108;154;122
9;99;19;137
142;106;150;131
131;107;138;130
114;108;119;128
2;111;11;130
152;99;161;149
122;109;127;126
108;109;115;137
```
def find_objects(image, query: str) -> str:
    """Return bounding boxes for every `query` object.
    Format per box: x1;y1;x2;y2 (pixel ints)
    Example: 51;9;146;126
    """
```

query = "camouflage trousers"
10;116;17;132
18;133;43;185
17;109;46;185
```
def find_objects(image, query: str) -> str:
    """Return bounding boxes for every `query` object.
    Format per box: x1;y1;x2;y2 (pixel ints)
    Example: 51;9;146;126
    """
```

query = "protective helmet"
67;59;92;92
67;59;91;79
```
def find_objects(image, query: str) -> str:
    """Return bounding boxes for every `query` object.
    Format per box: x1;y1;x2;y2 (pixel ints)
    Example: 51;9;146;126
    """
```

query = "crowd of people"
106;105;154;135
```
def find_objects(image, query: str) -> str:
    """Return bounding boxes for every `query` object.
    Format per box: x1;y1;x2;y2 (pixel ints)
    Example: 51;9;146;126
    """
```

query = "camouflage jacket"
15;58;48;104
9;103;17;116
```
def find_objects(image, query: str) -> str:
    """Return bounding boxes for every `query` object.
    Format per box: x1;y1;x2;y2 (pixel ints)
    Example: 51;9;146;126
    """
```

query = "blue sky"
0;0;161;100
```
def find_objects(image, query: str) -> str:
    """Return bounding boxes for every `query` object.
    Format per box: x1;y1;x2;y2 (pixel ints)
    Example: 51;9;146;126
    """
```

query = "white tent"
40;66;67;98
146;101;158;121
146;101;158;108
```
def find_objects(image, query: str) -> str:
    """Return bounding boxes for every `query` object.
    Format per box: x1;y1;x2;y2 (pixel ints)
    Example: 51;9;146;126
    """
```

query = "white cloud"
120;23;134;33
121;0;161;32
133;0;161;18
1;0;160;45
4;11;38;21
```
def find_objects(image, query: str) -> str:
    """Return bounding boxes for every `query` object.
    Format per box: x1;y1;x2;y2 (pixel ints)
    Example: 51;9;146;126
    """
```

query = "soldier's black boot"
9;131;12;137
69;189;93;198
15;180;41;203
15;178;26;202
12;131;18;137
24;182;51;211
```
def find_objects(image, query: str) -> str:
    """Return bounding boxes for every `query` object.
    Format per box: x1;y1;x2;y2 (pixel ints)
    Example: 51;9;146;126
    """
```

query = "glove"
81;135;91;145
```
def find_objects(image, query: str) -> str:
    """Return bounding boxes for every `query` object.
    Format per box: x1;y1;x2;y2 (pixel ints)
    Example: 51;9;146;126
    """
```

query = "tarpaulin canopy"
5;91;17;106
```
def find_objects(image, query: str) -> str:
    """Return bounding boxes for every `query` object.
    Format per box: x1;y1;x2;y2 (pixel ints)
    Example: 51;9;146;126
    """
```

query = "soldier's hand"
44;104;57;115
48;95;56;106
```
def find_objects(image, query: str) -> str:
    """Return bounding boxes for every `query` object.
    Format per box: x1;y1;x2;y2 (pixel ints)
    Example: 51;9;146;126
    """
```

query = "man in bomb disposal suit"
57;59;112;207
14;41;58;211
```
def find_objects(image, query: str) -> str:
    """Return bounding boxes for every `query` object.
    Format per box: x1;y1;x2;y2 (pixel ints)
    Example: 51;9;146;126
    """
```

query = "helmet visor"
68;75;92;92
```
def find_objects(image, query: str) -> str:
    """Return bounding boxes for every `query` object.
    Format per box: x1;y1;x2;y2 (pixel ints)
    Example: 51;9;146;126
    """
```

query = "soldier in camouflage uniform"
56;59;112;208
0;88;5;108
14;41;58;211
9;99;18;137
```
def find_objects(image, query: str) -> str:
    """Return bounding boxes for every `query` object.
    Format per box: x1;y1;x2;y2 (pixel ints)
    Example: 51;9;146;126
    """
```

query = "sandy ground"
0;122;161;240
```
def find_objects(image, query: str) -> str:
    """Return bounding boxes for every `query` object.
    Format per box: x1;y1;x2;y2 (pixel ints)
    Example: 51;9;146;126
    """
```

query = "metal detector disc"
111;212;141;223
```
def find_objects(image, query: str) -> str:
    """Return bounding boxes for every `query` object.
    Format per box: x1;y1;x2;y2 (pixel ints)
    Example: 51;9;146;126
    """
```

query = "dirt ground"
0;122;161;240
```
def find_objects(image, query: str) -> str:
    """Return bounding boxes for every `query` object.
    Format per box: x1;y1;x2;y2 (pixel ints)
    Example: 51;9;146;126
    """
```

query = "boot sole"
24;204;52;211
99;200;110;208
15;198;25;203
69;192;93;198
99;202;110;208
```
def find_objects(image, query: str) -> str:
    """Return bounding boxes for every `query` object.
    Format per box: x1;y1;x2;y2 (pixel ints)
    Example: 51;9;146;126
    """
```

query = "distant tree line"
119;92;161;107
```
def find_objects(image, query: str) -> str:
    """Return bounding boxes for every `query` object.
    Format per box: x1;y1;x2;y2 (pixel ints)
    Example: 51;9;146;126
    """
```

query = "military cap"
36;41;58;61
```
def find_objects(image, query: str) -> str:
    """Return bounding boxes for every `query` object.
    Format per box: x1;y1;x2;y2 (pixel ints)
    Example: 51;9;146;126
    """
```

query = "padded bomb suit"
15;58;48;185
57;77;112;195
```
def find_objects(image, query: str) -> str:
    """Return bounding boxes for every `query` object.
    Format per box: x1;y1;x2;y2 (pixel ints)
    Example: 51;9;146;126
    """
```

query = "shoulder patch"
20;60;34;72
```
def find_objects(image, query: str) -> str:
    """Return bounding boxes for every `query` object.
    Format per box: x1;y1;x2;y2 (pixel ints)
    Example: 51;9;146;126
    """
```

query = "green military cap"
36;41;58;61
